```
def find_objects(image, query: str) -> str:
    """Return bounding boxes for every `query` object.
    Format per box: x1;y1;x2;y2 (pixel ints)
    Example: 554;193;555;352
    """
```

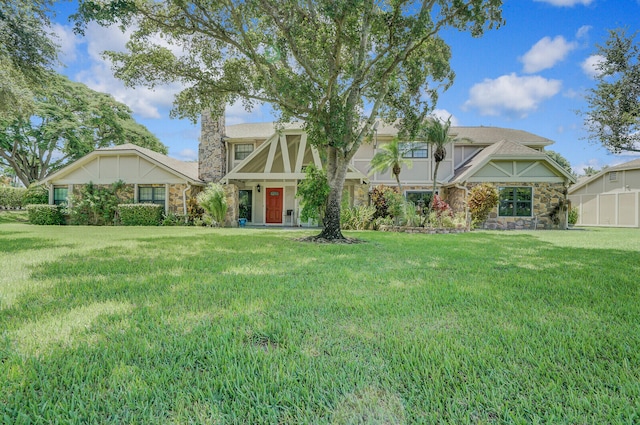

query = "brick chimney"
199;110;227;182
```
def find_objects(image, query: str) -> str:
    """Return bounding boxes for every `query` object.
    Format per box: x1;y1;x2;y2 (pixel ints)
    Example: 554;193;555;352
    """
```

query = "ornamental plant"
296;165;330;223
467;183;499;227
196;183;228;226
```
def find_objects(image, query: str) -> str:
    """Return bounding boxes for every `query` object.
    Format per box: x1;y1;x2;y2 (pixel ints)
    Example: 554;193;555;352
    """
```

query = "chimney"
199;110;227;182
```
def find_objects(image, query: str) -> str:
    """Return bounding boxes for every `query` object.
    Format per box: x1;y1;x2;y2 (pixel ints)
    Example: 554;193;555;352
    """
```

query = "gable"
469;160;567;183
47;154;193;185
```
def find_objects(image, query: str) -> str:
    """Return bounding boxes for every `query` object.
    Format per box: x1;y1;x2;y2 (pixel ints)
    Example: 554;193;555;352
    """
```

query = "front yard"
1;218;639;423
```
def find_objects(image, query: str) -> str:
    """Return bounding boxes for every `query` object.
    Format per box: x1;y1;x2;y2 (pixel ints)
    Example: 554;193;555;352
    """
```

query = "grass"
0;217;639;424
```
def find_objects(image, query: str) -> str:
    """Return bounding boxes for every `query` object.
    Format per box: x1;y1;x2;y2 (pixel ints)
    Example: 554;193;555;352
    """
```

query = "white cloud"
176;148;197;161
581;55;605;79
576;25;592;39
533;0;594;6
520;36;577;73
463;73;562;117
74;23;186;119
50;23;81;66
431;109;460;126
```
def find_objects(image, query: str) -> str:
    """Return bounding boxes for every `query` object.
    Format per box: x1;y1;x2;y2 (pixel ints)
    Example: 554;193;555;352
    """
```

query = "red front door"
265;188;283;223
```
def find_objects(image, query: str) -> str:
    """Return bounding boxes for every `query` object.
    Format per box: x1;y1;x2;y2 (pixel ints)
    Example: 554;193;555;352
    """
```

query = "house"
567;159;640;228
41;112;576;229
39;144;204;216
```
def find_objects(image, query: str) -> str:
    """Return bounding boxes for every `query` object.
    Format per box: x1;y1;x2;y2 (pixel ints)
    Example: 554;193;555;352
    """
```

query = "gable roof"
448;140;575;184
41;143;203;184
568;158;640;193
225;122;554;147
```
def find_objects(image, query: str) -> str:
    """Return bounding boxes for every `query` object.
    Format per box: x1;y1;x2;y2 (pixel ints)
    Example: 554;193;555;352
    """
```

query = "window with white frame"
499;187;532;217
234;144;254;161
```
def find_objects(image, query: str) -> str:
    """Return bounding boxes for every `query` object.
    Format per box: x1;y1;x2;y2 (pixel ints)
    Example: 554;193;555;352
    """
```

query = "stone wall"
469;182;568;230
224;184;238;227
353;183;370;206
199;111;226;182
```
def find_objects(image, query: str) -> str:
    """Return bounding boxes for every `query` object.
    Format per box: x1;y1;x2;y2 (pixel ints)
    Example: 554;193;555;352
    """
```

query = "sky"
49;0;640;174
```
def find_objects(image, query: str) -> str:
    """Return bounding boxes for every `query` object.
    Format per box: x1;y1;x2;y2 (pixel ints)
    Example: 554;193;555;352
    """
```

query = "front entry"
265;188;283;224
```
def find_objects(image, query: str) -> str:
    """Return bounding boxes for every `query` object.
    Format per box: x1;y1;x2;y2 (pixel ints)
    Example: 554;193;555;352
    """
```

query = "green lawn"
1;218;639;424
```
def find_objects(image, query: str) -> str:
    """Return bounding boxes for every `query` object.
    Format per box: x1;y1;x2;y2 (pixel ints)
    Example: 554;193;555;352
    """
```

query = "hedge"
26;204;65;225
118;204;163;226
0;187;26;209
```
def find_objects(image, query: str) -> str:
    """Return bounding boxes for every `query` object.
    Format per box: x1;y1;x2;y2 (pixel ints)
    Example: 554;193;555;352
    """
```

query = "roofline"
40;146;204;185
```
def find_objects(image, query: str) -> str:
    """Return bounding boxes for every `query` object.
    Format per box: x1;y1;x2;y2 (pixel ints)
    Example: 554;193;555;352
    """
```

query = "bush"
68;181;132;225
568;207;579;225
0;187;26;209
197;183;228;226
341;204;376;230
26;204;64;225
401;202;421;227
296;165;330;222
22;184;48;206
118;204;163;226
467;183;499;227
370;185;403;220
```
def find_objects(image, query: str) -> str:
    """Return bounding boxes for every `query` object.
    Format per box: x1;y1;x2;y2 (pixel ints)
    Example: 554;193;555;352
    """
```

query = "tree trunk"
316;147;348;240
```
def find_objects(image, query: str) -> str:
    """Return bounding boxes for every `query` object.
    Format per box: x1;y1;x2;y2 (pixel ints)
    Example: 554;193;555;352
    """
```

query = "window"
234;144;254;161
239;190;252;222
499;187;532;217
400;142;428;158
53;187;68;205
609;171;618;181
405;191;433;209
139;186;165;205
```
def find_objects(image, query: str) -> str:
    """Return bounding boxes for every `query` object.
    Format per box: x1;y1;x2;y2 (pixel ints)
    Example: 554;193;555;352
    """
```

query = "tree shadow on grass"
0;236;69;253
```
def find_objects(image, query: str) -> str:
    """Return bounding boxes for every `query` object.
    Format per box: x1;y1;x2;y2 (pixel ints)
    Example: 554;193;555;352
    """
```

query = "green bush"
68;181;132;225
341;204;376;230
118;204;163;226
370;185;404;220
296;165;330;222
467;183;499;227
568;207;579;225
22;184;48;206
26;204;65;225
0;187;26;209
197;183;228;226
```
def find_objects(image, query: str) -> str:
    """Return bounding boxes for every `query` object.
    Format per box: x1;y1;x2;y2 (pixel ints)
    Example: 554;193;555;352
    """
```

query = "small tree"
467;183;499;227
369;138;414;192
296;165;330;224
420;116;454;212
197;183;228;227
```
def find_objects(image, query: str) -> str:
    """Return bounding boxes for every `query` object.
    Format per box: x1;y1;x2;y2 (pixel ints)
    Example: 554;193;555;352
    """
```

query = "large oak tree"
75;0;503;240
0;74;166;187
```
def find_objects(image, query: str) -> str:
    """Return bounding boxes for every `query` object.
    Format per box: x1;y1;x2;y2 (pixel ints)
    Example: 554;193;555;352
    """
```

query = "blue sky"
50;0;640;173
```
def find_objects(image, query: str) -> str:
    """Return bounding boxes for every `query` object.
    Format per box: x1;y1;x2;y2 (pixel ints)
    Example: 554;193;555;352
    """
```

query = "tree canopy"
75;0;503;240
0;0;59;119
545;150;574;177
583;28;640;154
0;74;166;187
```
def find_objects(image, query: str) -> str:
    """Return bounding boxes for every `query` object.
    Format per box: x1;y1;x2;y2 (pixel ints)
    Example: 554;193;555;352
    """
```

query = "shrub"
0;187;26;209
162;211;188;226
296;165;329;222
68;181;132;225
568;206;579;225
467;183;499;227
22;184;48;206
370;185;403;220
118;204;163;226
197;183;228;226
401;202;421;227
341;204;376;230
26;204;64;225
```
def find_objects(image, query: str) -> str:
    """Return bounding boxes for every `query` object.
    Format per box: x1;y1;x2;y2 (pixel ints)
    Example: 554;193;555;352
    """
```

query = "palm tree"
369;137;414;192
422;116;453;210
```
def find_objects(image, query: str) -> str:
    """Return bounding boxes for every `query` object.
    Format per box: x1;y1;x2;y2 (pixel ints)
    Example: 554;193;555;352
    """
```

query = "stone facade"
199;111;227;183
223;184;238;227
457;182;568;230
353;183;370;206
